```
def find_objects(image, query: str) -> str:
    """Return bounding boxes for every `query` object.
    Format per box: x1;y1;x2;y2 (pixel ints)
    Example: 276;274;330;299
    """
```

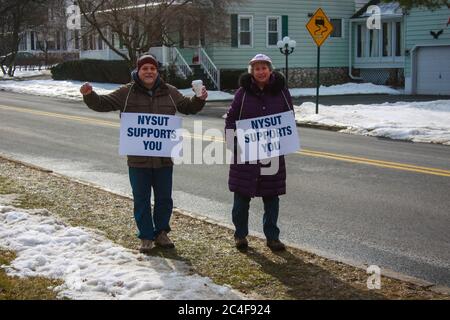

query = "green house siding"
404;6;450;78
206;0;355;70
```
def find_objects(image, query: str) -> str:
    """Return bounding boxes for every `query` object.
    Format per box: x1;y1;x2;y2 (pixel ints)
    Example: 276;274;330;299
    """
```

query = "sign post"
306;8;333;114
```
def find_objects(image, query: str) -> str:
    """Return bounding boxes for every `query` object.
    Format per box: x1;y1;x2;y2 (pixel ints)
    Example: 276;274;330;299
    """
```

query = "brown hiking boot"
267;239;286;251
234;237;248;250
155;231;175;249
139;239;154;254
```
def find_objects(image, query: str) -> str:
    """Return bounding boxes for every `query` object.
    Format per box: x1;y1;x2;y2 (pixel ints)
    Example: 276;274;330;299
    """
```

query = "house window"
119;35;124;49
369;29;379;57
49;39;56;51
89;34;94;50
56;31;61;50
267;16;281;46
30;32;35;50
82;35;88;50
395;21;403;57
119;25;128;49
18;33;28;51
62;32;67;50
357;24;366;57
381;21;403;57
74;30;80;50
97;34;103;50
47;39;56;51
356;20;403;59
238;15;253;47
382;22;391;57
330;19;343;38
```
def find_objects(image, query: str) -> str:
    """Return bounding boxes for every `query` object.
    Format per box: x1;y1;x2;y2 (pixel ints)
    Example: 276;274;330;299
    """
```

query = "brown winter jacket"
83;80;205;168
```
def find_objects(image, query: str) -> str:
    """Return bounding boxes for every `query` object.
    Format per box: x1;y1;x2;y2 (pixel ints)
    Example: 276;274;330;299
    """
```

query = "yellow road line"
0;105;119;128
299;151;450;177
300;149;450;175
1;104;449;177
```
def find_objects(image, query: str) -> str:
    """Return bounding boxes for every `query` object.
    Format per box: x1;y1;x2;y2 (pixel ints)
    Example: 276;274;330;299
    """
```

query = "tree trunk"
7;7;23;77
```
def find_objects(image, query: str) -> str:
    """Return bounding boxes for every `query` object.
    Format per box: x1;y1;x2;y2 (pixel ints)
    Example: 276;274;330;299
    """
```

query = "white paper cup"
192;80;204;97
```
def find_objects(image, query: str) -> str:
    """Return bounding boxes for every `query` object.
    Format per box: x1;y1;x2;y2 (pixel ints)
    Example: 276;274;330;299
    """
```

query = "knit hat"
137;54;159;71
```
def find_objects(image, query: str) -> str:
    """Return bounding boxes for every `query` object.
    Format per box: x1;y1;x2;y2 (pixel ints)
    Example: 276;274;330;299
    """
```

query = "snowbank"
0;205;243;300
289;83;402;97
1;68;50;79
0;79;234;101
0;79;401;102
295;100;450;145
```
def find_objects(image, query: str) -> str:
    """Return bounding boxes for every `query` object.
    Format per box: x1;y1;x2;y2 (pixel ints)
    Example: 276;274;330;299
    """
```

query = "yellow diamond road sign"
306;8;334;47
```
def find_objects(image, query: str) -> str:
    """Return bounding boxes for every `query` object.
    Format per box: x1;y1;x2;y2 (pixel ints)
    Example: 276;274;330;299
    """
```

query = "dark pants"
231;192;280;241
128;166;173;240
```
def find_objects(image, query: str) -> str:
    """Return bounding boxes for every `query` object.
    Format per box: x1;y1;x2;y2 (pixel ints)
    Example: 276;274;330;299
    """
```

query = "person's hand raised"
198;86;208;100
80;82;93;96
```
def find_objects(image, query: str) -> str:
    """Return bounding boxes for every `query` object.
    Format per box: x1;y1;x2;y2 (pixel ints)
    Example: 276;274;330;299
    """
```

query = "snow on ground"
0;204;243;300
179;88;235;100
0;79;234;101
295;100;450;145
0;79;400;101
1;68;50;79
289;82;402;97
0;80;119;100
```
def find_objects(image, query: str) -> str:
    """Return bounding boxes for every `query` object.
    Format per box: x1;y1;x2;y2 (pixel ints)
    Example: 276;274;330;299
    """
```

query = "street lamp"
277;36;296;86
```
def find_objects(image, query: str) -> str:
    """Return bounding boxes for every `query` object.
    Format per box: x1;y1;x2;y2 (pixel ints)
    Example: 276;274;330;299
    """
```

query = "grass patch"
0;176;19;194
0;176;54;210
0;249;62;300
0;158;448;300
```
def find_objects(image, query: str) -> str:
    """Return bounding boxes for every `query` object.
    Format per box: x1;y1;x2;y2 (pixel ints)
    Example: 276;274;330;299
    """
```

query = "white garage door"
416;46;450;95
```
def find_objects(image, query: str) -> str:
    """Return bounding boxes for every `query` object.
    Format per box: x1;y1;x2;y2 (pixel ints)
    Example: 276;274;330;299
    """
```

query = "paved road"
1;91;449;286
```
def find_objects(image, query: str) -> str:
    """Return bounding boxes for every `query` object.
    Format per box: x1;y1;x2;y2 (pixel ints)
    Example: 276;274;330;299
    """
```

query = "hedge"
51;59;247;90
51;59;131;84
51;59;198;86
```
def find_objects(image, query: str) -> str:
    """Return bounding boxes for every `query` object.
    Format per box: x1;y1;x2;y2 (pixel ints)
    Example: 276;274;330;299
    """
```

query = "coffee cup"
192;80;204;97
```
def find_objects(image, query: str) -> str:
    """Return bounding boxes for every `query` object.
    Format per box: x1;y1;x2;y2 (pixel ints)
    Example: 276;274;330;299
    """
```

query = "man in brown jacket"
80;54;207;253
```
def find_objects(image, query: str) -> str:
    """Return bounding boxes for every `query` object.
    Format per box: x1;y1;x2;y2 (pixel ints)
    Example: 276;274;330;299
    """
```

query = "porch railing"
169;46;193;79
198;48;220;90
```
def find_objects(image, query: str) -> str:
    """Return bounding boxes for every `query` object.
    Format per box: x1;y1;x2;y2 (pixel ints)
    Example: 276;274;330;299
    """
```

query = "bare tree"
0;5;13;74
33;0;67;65
76;0;245;69
0;0;47;76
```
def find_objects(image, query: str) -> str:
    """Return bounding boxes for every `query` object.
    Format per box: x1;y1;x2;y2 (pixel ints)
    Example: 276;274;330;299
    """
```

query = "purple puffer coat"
225;71;294;197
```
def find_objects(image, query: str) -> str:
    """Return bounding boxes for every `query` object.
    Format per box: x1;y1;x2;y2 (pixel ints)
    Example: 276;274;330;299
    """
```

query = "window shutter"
231;14;238;47
282;15;288;38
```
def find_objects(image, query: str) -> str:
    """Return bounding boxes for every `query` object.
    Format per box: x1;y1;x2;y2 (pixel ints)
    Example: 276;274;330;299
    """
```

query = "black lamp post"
277;36;296;87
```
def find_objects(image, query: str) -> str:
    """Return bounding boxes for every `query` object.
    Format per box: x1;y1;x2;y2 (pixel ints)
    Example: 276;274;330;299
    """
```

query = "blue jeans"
128;166;173;240
231;192;280;241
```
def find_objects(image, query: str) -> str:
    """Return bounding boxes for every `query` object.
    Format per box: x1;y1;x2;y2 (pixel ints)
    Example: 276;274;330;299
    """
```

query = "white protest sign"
119;113;182;157
236;111;300;162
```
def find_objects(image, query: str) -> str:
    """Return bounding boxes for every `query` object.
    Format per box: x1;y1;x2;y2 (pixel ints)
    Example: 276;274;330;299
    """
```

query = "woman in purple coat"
225;54;294;251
